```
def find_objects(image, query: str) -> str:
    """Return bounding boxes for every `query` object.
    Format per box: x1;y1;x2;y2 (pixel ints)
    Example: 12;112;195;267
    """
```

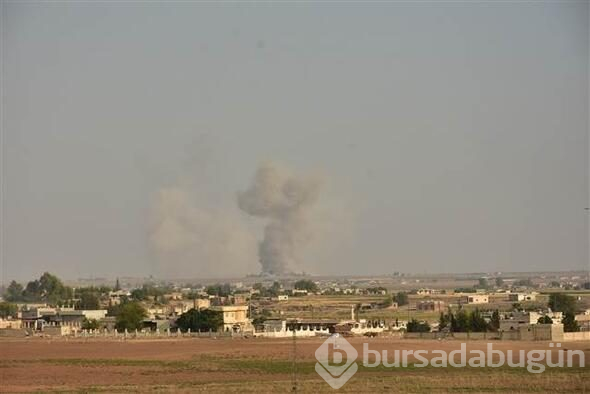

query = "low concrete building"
464;295;489;304
58;310;107;329
256;319;336;338
277;295;289;301
508;292;537;302
500;311;562;331
22;307;107;333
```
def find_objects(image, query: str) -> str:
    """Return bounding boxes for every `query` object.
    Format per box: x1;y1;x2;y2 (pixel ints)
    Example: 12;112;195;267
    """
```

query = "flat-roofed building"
211;305;252;333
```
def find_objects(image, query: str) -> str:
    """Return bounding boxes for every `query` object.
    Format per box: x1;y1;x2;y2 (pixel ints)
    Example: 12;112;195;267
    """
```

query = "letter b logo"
315;335;358;389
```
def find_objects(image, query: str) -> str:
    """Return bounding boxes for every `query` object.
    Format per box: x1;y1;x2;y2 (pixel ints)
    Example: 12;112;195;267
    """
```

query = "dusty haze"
2;2;588;281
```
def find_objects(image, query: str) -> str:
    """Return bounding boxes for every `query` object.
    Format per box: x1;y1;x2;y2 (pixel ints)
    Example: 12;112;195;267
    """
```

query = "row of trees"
294;279;319;292
5;273;73;304
108;301;223;333
3;273;117;308
129;284;172;304
438;308;500;333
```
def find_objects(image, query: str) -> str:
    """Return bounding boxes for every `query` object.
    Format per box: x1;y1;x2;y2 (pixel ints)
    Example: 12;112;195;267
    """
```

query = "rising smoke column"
237;162;322;275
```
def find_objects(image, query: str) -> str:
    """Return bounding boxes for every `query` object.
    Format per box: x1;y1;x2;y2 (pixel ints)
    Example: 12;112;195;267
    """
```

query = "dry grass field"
1;337;588;393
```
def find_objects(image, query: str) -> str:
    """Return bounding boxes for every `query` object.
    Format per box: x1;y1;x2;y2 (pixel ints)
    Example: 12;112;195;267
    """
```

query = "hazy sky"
2;1;589;281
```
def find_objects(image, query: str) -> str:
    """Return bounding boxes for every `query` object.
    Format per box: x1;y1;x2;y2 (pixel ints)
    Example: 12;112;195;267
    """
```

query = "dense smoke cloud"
237;162;322;275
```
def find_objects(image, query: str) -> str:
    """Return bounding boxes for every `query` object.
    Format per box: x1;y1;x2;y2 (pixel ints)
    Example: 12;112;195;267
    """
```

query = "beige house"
211;305;252;332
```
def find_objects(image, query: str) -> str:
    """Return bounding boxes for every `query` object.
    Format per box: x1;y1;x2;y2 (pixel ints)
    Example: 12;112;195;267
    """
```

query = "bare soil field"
1;337;588;393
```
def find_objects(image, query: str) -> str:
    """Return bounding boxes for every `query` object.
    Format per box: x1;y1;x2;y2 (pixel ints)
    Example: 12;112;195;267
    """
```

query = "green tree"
393;292;409;306
5;281;24;302
82;318;100;330
39;272;72;304
495;278;504;288
23;280;41;302
407;319;431;333
438;312;449;331
114;302;147;331
78;291;100;310
469;308;488;332
537;315;553;324
548;293;577;314
562;311;580;332
382;295;394;308
293;280;318;293
489;310;500;331
478;278;489;289
251;308;272;325
130;288;147;301
176;308;223;332
0;302;18;318
454;309;470;332
20;273;72;305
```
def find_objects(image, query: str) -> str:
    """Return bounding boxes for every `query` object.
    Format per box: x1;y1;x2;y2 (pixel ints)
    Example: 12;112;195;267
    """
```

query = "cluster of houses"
1;277;589;341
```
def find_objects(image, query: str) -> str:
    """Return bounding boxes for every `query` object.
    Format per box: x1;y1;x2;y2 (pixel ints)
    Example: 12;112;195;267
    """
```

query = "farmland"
1;337;588;393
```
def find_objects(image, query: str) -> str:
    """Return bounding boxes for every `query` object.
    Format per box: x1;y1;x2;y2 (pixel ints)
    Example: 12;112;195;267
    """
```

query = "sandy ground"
1;337;589;393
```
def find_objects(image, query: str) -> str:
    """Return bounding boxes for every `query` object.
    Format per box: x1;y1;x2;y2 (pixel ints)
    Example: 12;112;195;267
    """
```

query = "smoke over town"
237;162;322;275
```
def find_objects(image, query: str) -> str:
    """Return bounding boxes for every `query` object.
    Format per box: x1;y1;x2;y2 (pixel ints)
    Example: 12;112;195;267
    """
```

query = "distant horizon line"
4;269;584;284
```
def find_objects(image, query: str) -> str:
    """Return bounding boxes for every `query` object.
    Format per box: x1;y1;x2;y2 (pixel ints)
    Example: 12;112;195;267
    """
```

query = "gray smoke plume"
237;162;322;275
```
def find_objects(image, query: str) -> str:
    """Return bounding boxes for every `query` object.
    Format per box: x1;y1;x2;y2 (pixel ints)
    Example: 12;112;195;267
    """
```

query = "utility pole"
291;322;297;392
